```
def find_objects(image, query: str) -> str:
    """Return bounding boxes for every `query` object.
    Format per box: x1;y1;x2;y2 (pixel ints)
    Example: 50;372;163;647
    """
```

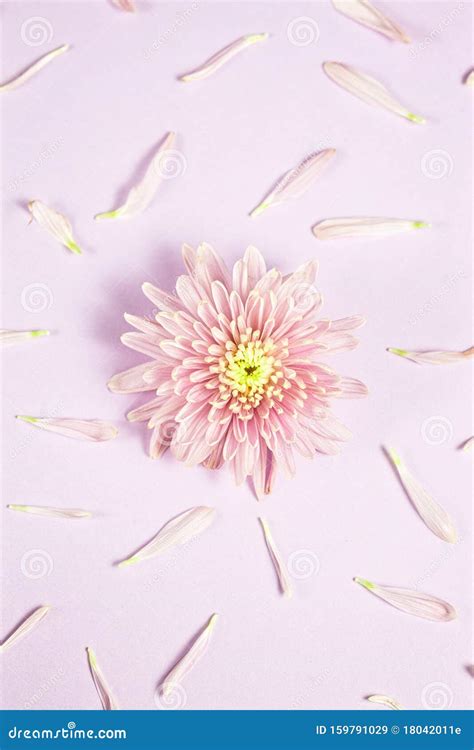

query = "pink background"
1;0;472;711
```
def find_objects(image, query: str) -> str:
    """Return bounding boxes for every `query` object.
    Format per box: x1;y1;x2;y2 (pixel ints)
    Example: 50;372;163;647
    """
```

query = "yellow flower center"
215;334;287;418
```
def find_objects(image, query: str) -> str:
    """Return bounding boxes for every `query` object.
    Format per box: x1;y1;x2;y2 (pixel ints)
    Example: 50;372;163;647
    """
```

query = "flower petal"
250;149;336;218
179;33;268;82
367;694;403;710
118;506;216;566
86;648;118;710
464;70;474;86
385;448;457;543
1;606;50;653
313;217;429;240
323;61;425;123
7;504;91;519
387;346;473;365
460;436;474;453
28;200;82;254
259;517;292;597
95;132;176;220
0;329;49;346
0;45;68;92
159;614;218;696
16;415;118;442
332;0;410;43
107;363;156;393
354;577;456;621
113;0;135;10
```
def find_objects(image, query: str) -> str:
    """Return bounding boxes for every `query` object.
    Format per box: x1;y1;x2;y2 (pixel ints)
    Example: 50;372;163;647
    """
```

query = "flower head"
109;244;367;497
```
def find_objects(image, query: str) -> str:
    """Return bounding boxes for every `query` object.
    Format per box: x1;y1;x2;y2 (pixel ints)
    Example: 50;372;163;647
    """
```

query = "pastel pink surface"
1;0;472;711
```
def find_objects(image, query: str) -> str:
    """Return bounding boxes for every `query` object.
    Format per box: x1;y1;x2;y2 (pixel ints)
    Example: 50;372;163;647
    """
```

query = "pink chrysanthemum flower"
109;244;367;497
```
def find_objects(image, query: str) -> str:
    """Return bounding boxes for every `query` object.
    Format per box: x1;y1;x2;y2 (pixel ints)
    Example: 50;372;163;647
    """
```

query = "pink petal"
86;648;118;710
159;614;218;696
95;132;176;220
332;0;410;43
323;62;425;123
386;448;457;543
107;362;156;393
313;217;429;240
354;577;456;621
179;34;268;82
250;149;336;217
259;517;292;597
0;45;68;92
118;506;216;566
28;200;82;254
1;606;50;653
16;415;118;442
387;347;473;365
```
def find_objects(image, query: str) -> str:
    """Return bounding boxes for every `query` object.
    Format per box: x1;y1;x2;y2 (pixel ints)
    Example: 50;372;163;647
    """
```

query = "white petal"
0;45;68;92
7;504;91;519
313;217;429;240
387;347;473;365
118;506;216;566
354;577;456;621
259;517;292;597
160;614;218;696
332;0;410;43
460;436;474;453
16;415;118;442
86;648;118;710
250;149;336;217
0;606;50;653
367;694;403;710
464;70;474;86
29;200;82;254
95;132;176;220
180;34;268;82
323;61;425;123
385;448;457;543
0;329;49;346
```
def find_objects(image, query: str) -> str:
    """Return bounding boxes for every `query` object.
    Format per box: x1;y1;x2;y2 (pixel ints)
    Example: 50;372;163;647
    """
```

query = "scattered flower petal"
0;606;50;653
387;346;473;365
118;506;216;566
112;0;135;11
385;448;457;543
332;0;410;43
250;149;336;218
28;200;82;255
107;362;157;393
16;415;118;442
95;132;176;220
259;517;292;597
312;217;429;240
179;33;268;82
160;614;218;697
464;70;474;86
354;577;456;621
0;45;69;93
86;647;118;710
323;61;425;123
7;504;91;519
0;329;49;346
460;436;474;453
367;694;403;710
